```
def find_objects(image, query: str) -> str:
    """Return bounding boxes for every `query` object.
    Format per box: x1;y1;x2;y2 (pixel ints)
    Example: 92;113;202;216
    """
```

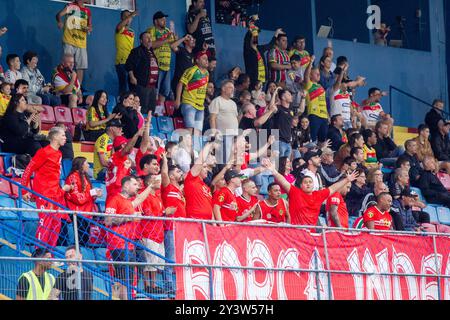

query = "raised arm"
249;135;275;161
263;159;292;193
116;11;138;33
139;114;152;154
56;6;69;29
160;152;170;188
328;171;358;195
303;55;316;85
171;35;189;53
190;142;216;177
121;126;144;156
332;64;347;92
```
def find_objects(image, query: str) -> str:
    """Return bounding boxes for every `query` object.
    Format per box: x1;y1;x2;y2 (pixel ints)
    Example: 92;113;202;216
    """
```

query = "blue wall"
313;0;447;127
0;0;188;95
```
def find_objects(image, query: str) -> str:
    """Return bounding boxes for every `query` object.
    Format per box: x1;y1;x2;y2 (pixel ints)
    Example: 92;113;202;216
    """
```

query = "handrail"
0;174;173;300
389;85;450;119
0;174;171;263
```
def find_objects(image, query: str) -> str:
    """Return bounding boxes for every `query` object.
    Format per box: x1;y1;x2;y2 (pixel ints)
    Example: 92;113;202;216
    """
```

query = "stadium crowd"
0;0;449;300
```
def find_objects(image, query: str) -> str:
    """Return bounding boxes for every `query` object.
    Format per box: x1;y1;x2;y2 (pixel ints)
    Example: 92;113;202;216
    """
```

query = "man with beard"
160;152;186;294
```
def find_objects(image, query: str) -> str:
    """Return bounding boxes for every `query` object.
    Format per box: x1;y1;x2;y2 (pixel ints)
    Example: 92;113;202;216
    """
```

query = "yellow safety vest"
20;271;55;300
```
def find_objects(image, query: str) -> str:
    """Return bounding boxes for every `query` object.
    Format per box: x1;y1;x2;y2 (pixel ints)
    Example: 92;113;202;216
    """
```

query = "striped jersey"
180;65;209;110
305;80;328;119
115;26;135;65
268;47;290;83
147;26;175;72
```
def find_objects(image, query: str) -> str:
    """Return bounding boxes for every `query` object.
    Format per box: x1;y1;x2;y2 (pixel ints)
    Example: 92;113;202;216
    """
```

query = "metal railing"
389;85;450;121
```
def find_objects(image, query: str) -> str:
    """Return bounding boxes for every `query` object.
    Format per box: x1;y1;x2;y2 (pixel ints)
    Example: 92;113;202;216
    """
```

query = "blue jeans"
279;141;293;158
309;114;329;143
115;64;129;96
181;103;204;132
157;70;171;99
163;230;176;292
38;93;61;106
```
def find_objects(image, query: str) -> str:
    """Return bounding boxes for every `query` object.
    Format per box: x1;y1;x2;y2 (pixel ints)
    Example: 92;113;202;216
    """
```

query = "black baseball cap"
106;119;124;128
153;11;169;21
304;150;322;163
224;169;243;183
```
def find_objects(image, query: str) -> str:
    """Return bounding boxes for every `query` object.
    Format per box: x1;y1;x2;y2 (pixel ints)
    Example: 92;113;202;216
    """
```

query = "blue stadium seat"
94;247;109;272
157;116;175;134
61;159;73;180
151;116;159;132
436;206;450;226
0;197;18;220
410;187;426;203
423;206;439;224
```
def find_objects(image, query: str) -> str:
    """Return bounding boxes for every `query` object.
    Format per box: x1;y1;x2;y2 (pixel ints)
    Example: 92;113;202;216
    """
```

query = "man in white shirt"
209;79;239;163
301;150;325;191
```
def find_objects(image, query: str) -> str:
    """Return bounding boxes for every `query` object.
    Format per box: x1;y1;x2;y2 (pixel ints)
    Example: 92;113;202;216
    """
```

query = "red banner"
174;222;450;300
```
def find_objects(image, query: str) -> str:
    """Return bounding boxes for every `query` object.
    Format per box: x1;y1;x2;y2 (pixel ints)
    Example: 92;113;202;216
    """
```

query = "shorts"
110;249;136;284
63;43;88;70
141;238;165;272
157;70;171;99
181;103;204;132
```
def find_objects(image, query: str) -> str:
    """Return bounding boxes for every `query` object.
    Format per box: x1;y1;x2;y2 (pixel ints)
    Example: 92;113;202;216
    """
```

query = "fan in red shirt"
65;157;103;246
160;152;186;294
184;142;216;220
105;175;157;300
363;192;393;231
253;183;290;223
236;179;259;222
263;158;359;227
326;181;351;228
21;127;73;247
137;174;176;295
105;126;143;200
212;169;243;223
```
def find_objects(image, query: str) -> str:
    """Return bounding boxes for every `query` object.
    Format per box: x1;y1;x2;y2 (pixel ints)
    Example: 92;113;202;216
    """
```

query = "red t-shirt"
289;187;331;226
105;194;139;251
213;187;239;222
363;206;393;231
161;184;186;231
326;192;349;228
138;192;164;243
21;145;64;200
236;195;259;222
105;152;131;200
184;171;213;220
257;199;288;223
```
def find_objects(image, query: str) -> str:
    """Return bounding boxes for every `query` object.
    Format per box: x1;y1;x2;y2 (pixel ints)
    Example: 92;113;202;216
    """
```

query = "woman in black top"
112;92;139;142
0;94;42;156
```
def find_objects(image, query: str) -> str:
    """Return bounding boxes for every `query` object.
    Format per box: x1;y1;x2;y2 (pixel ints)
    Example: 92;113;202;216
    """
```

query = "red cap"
195;50;209;60
113;136;128;150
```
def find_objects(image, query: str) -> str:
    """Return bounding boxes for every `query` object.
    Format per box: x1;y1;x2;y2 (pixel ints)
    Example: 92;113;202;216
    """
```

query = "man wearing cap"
212;169;243;223
301;150;325;191
391;190;425;232
105;126;144;200
263;159;358;227
253;183;290;224
94;119;124;181
320;147;344;187
16;249;55;300
125;31;159;114
175;50;209;139
147;11;177;108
